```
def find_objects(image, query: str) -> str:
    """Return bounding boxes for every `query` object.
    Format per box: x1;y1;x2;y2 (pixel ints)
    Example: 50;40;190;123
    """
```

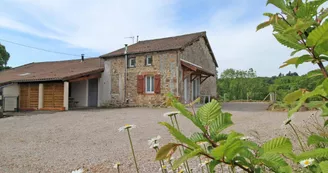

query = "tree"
257;0;328;78
0;44;10;69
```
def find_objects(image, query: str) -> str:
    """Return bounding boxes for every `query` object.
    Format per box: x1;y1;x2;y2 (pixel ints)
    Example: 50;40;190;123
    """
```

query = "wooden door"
43;83;64;108
19;83;39;110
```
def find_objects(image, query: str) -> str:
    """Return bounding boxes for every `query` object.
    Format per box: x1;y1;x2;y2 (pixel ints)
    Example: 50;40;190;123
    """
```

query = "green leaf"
261;137;292;154
156;143;179;160
159;122;200;149
296;55;313;67
173;148;203;169
278;166;293;173
284;89;303;104
209;112;233;135
211;131;243;160
323;79;328;94
197;99;222;125
283;19;313;34
258;153;288;172
290;49;301;56
209;160;220;173
274;33;305;50
307;134;328;146
189;132;207;144
266;0;292;16
320;161;328;173
280;55;313;68
288;84;326;117
257;21;271;31
325;120;328;127
297;148;328;161
211;133;228;143
170;97;206;132
307;22;328;47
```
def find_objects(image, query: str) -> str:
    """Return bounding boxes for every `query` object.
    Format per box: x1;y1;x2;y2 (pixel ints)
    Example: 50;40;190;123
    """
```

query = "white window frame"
128;58;136;67
146;55;152;66
145;76;154;93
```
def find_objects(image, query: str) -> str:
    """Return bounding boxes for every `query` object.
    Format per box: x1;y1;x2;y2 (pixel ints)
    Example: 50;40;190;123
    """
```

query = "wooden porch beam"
200;75;210;84
68;74;101;83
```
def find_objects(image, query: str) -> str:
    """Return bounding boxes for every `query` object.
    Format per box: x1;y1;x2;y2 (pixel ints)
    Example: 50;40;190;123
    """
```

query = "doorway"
88;78;98;107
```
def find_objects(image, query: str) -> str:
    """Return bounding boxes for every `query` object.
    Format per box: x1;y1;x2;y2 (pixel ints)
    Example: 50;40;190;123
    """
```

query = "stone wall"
179;37;217;102
102;51;178;106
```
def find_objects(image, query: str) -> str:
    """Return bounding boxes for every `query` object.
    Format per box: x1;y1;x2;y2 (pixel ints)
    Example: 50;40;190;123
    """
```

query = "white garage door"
4;97;18;112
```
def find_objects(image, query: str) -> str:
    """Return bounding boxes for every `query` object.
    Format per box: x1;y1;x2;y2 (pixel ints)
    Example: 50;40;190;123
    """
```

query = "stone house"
0;31;218;112
99;31;218;106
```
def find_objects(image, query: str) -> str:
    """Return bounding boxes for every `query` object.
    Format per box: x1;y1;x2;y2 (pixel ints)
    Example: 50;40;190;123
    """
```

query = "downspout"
124;44;128;104
176;51;180;97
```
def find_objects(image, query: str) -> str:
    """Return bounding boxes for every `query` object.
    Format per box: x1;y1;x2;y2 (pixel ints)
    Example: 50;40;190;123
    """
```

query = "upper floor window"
145;55;152;66
128;57;136;68
145;76;154;93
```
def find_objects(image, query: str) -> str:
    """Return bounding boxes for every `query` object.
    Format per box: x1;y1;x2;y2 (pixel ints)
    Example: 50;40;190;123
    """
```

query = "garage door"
19;83;39;110
44;83;64;108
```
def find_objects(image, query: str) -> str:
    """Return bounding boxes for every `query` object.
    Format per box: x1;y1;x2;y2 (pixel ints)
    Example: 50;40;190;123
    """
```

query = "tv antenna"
124;36;135;44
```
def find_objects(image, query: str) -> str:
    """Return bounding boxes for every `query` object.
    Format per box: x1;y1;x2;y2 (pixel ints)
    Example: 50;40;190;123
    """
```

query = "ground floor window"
145;76;154;93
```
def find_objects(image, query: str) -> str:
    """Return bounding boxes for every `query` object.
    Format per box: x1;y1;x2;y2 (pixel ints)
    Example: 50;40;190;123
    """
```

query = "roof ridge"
30;57;99;64
138;31;206;43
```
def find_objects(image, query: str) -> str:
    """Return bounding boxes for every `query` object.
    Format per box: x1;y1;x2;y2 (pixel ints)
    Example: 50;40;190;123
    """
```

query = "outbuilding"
0;57;104;112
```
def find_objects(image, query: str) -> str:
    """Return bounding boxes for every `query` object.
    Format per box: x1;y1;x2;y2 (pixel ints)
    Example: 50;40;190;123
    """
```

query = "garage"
19;83;39;110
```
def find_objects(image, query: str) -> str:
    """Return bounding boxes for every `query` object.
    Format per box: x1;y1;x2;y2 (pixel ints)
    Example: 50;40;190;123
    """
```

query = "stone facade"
101;51;178;106
178;37;217;103
100;37;217;106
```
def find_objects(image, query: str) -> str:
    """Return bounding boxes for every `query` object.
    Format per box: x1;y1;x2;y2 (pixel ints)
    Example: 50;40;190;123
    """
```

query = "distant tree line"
0;44;11;71
217;68;323;101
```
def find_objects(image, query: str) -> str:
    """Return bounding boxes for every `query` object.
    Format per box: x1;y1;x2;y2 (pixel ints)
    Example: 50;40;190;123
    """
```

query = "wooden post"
38;83;44;109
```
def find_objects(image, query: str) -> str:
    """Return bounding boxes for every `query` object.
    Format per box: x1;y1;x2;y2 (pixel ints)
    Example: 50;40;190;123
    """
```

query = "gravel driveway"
0;103;316;173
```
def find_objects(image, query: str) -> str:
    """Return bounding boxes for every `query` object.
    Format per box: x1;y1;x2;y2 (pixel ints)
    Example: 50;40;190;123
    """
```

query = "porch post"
38;83;44;109
63;82;69;110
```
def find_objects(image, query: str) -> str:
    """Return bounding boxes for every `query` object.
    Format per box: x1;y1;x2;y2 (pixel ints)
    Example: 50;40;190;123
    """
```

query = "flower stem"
198;157;204;173
206;164;210;173
117;166;120;173
174;114;191;173
220;164;224;173
127;129;139;173
288;123;305;152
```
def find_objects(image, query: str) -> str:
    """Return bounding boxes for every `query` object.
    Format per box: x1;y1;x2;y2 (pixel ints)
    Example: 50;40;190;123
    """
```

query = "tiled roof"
0;58;104;85
101;31;218;67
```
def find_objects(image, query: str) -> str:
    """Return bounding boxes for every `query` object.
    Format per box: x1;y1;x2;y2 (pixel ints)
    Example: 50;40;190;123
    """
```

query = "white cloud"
0;0;323;76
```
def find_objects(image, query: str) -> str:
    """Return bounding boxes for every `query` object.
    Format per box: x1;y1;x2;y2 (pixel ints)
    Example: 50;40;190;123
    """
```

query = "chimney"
81;54;85;62
124;44;128;54
137;35;139;42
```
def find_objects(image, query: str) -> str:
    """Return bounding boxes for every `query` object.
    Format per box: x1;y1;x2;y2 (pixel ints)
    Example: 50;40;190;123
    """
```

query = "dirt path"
0;104;316;173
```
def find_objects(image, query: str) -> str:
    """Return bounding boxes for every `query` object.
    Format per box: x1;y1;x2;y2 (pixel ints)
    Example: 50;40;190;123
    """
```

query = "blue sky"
0;0;324;77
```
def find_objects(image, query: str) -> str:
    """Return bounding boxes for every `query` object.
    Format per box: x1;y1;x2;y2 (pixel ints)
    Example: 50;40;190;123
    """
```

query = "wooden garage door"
43;83;64;108
20;83;39;109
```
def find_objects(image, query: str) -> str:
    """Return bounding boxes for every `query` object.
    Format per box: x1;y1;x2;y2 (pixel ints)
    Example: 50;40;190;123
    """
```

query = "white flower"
148;135;161;145
118;124;136;132
150;143;160;149
240;136;255;140
163;111;180;117
72;168;84;173
300;158;315;167
113;162;121;169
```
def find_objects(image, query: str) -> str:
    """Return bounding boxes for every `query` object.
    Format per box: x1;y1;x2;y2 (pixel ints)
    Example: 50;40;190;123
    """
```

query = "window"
128;57;136;67
145;76;154;93
145;55;152;66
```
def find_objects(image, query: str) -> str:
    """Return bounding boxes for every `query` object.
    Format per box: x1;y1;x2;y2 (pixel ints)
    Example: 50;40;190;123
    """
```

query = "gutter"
124;44;128;104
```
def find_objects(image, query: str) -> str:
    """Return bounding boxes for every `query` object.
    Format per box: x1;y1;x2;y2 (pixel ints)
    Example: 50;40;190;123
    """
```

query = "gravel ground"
0;103;317;173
